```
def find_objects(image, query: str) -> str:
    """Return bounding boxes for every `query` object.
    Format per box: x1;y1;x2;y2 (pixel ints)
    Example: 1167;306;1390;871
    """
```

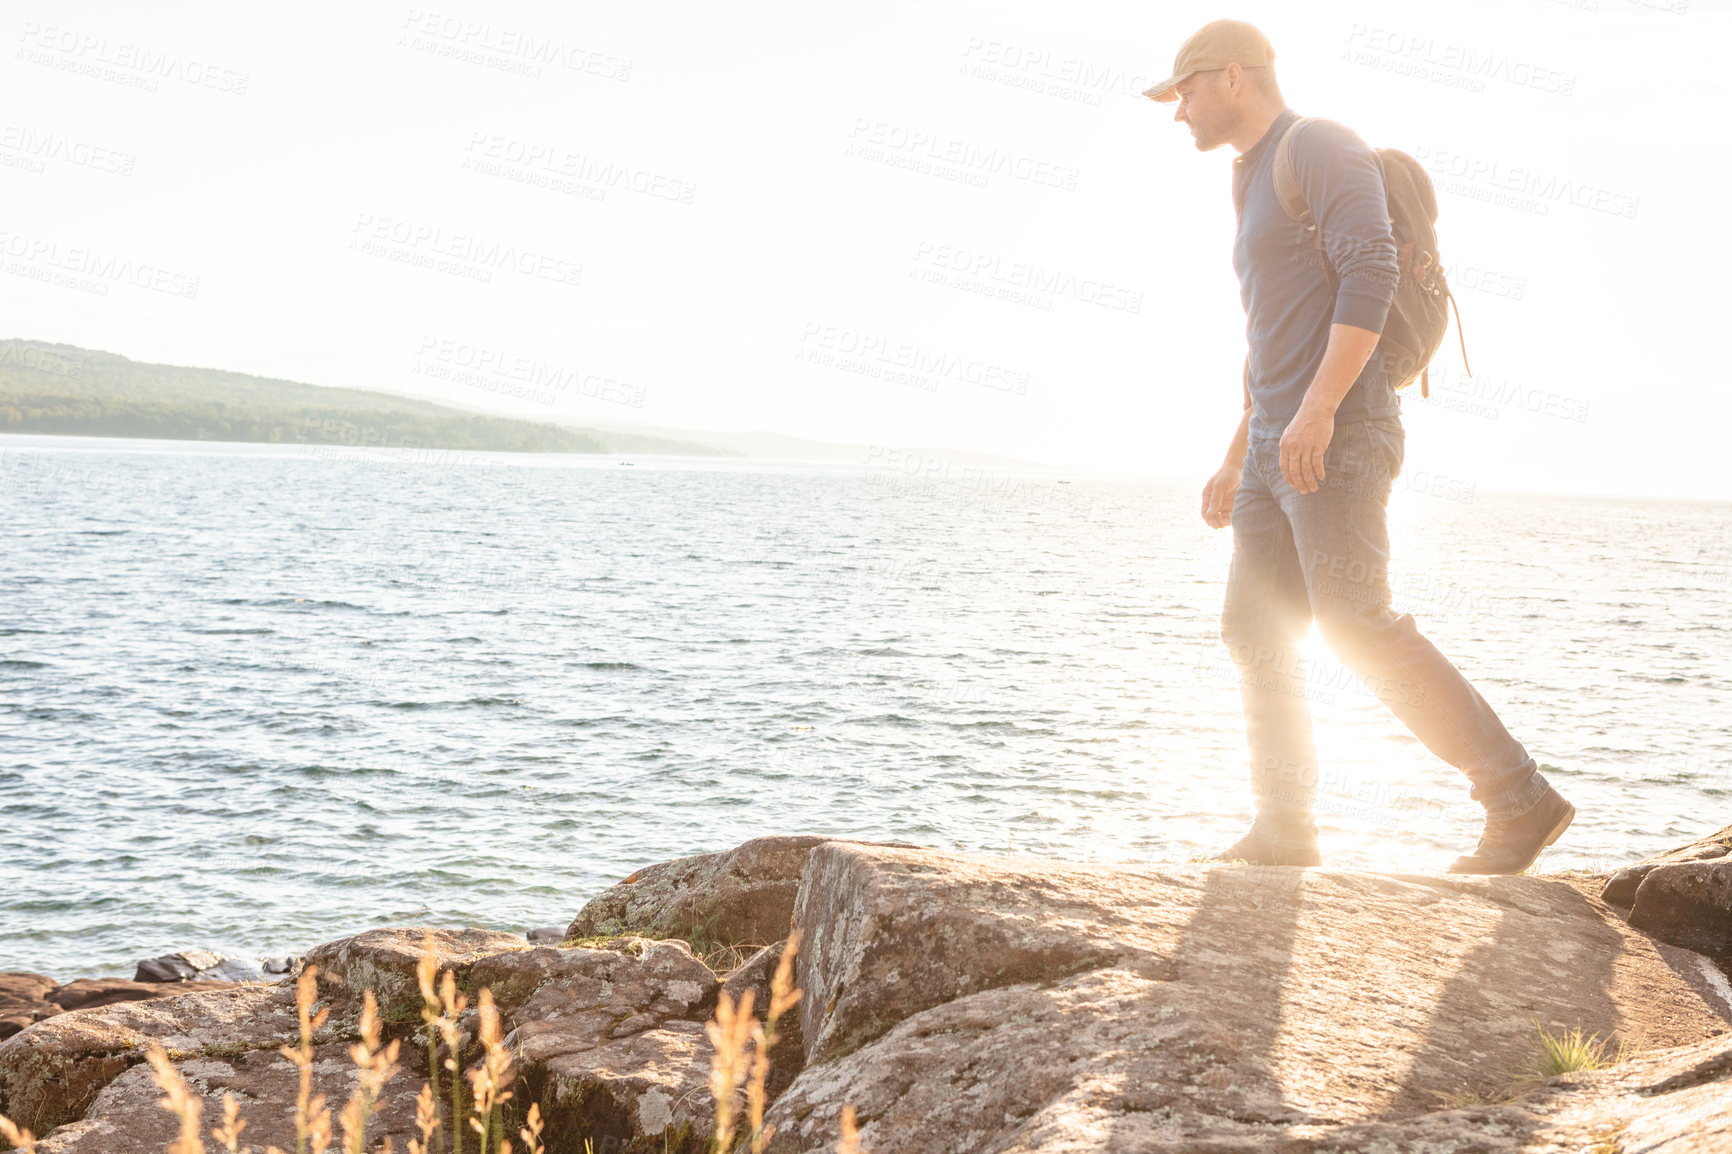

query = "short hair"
1241;65;1282;100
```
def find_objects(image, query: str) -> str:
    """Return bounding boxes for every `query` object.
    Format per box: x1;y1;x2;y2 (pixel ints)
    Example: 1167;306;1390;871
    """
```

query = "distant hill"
0;340;728;457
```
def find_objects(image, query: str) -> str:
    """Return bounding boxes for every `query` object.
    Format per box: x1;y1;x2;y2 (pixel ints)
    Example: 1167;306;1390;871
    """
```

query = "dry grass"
1431;1083;1519;1110
702;941;779;976
704;928;835;1154
706;981;758;1153
1431;1087;1483;1109
339;991;400;1153
145;1045;205;1154
1583;1120;1629;1154
560;930;771;976
465;988;514;1153
0;925;869;1154
837;1105;862;1154
211;1094;248;1153
279;964;332;1154
0;1116;37;1154
408;1082;440;1154
518;1102;546;1154
411;939;449;1154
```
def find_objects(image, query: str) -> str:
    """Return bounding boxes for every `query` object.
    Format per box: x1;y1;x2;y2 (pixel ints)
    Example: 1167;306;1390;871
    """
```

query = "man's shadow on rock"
1384;877;1621;1116
1096;869;1626;1149
1112;865;1313;1130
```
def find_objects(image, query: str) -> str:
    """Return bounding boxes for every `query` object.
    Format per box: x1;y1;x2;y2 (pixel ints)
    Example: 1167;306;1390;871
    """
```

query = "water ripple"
0;438;1728;976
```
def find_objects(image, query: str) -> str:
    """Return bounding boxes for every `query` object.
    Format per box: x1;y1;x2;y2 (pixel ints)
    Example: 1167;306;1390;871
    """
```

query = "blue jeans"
1222;415;1550;829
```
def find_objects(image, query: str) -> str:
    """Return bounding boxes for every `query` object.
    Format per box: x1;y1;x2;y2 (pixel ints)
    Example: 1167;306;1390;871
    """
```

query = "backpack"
1271;117;1469;398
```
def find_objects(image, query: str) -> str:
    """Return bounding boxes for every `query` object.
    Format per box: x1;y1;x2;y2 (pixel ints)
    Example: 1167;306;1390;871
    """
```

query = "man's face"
1172;69;1234;152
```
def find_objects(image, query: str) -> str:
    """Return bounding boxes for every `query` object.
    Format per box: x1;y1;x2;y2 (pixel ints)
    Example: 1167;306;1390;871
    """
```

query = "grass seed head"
417;934;441;1008
768;930;804;1027
340;990;402;1154
705;988;757;1153
411;1081;440;1150
837;1103;862;1154
211;1092;248;1153
519;1102;546;1154
0;1115;38;1154
308;1099;333;1154
145;1044;205;1154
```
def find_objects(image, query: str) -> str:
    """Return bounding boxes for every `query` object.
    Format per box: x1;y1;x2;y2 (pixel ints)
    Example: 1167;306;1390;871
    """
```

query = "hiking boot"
1447;786;1575;875
1204;822;1321;867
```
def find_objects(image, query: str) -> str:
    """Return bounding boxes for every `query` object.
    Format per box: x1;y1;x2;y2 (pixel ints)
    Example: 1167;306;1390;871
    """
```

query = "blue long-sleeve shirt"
1231;108;1401;438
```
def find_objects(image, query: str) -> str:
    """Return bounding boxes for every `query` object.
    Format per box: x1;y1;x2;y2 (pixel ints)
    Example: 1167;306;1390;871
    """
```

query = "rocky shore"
4;828;1732;1152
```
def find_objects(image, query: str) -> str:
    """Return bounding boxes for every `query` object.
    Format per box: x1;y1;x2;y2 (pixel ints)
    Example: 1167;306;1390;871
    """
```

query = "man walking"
1147;20;1574;872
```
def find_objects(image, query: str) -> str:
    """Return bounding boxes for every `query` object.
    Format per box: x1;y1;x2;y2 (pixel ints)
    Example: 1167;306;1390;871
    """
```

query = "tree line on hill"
0;340;718;456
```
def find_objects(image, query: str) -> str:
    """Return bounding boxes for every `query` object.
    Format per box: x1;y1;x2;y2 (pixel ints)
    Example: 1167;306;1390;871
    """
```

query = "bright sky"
3;0;1728;499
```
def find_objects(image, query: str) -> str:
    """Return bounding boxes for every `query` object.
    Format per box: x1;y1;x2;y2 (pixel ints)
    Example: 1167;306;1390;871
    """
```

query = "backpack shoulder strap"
1270;116;1322;226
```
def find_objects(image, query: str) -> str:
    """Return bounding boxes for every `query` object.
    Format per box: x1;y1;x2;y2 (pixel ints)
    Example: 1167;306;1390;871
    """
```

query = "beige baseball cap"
1143;19;1275;102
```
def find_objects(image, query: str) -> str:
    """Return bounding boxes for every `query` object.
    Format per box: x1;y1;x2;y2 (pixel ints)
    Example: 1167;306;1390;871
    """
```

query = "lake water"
2;434;1729;978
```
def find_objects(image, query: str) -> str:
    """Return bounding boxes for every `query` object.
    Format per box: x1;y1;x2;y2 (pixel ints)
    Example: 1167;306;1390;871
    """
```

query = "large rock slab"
791;845;1143;1064
1629;860;1732;956
769;842;1730;1152
1602;822;1732;906
566;835;918;950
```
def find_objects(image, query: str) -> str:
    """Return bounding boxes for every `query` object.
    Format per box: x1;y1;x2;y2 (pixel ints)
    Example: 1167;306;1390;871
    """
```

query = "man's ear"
1221;61;1245;98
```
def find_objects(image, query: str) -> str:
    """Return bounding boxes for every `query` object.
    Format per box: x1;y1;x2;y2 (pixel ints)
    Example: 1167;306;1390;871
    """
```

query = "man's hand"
1200;460;1240;528
1279;406;1334;494
1278;323;1379;493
